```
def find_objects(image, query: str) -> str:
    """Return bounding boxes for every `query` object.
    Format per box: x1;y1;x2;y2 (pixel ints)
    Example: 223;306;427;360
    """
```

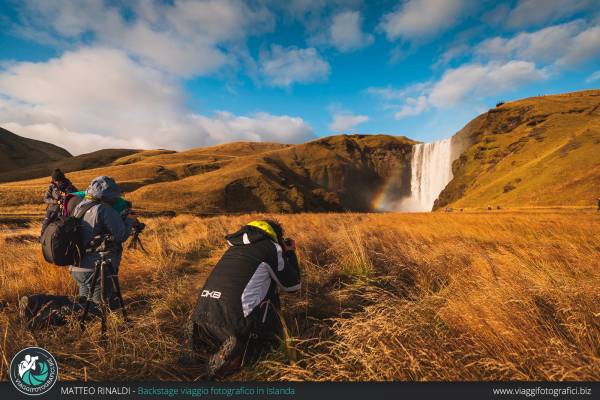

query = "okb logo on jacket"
10;347;58;395
201;290;222;299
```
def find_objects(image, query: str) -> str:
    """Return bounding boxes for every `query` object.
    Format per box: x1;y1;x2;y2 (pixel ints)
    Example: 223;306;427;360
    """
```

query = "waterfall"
399;138;455;212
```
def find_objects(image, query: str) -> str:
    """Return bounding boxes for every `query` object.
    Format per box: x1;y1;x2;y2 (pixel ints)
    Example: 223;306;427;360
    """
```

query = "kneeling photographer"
189;219;301;379
69;176;139;308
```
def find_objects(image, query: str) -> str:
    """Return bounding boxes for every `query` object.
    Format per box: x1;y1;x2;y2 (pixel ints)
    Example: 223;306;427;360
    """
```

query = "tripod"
79;250;128;334
127;224;147;253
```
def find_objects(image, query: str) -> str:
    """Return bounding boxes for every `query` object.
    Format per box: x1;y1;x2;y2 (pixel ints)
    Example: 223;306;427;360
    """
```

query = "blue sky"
0;0;599;154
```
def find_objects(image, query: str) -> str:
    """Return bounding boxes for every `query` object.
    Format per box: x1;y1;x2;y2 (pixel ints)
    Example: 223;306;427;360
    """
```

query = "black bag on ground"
18;294;99;330
40;201;97;266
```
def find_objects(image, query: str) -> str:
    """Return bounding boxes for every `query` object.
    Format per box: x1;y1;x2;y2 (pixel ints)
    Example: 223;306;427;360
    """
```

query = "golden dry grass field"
0;211;599;381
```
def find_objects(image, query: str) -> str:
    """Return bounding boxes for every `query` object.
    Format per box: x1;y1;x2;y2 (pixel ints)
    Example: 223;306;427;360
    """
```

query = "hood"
226;221;278;246
85;176;122;203
51;168;65;181
55;179;73;191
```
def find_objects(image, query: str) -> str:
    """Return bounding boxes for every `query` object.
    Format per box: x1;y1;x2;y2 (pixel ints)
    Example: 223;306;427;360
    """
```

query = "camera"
87;234;115;253
132;220;146;233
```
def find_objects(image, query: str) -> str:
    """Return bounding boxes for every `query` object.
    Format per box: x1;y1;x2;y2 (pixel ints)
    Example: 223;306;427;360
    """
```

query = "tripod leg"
80;265;100;331
100;263;107;335
139;240;147;253
107;264;128;322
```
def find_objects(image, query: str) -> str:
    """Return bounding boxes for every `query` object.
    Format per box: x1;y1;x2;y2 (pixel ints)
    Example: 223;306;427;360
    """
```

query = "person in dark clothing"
69;176;135;306
41;169;77;234
597;198;600;211
189;220;301;378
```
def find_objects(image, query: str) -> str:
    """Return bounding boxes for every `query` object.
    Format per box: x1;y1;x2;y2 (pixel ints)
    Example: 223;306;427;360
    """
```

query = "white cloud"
15;0;274;77
329;112;369;131
259;45;330;87
369;60;546;120
586;70;600;82
329;10;373;52
190;112;314;144
366;82;432;100
433;44;470;68
0;48;315;154
379;0;469;41
428;61;546;107
0;47;182;141
482;2;512;27
366;87;404;100
394;96;428;118
476;20;600;67
505;0;597;29
560;25;600;66
280;0;362;35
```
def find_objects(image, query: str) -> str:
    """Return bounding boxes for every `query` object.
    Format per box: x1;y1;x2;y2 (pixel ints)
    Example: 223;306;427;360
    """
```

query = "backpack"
40;201;98;266
19;294;101;330
62;193;83;217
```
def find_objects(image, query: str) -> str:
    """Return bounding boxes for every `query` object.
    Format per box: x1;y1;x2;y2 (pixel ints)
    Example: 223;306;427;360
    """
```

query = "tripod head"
128;220;147;252
87;234;115;253
116;199;146;252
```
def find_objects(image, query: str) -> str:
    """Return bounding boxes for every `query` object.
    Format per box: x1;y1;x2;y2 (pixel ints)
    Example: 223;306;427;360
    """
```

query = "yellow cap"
246;220;278;241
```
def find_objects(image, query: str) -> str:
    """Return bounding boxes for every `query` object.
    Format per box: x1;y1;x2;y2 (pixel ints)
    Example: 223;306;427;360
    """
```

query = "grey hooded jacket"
72;176;134;271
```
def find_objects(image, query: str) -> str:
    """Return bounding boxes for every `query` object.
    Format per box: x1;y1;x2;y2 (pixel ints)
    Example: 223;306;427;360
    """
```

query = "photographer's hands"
283;238;296;252
127;212;138;223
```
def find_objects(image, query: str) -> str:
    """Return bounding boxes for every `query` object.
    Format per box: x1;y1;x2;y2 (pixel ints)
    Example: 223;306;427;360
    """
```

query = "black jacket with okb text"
192;225;301;336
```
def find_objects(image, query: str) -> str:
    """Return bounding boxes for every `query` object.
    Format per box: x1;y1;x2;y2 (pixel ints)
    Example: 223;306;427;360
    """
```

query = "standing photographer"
188;219;301;379
41;169;77;234
69;176;136;307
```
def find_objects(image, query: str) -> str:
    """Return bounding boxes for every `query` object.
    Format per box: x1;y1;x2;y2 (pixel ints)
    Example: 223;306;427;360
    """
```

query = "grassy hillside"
0;127;71;173
436;90;600;209
0;142;286;213
129;134;414;213
0;148;142;184
0;211;598;381
0;135;414;214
